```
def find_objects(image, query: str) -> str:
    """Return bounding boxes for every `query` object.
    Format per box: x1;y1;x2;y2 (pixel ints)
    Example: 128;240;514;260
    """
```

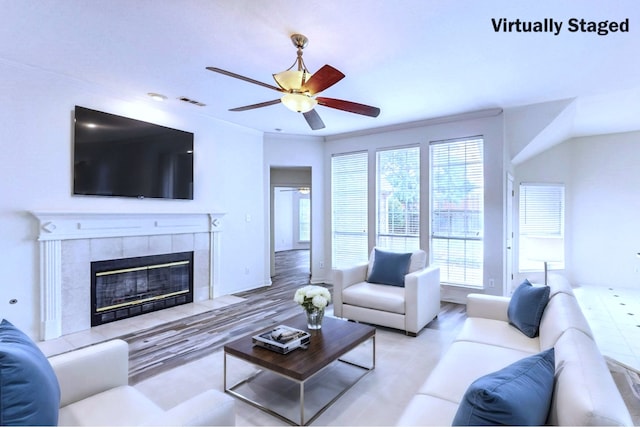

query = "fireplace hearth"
91;252;194;326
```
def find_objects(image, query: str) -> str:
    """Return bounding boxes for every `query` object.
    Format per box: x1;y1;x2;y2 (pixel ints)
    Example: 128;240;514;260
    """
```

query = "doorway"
270;167;312;278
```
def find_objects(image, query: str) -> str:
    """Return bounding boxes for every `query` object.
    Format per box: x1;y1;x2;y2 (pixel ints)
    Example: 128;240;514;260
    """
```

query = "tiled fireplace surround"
31;212;224;341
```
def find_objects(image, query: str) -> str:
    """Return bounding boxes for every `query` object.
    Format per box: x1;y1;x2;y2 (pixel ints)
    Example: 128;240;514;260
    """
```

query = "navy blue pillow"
452;348;555;426
0;319;60;425
507;279;550;338
367;249;412;287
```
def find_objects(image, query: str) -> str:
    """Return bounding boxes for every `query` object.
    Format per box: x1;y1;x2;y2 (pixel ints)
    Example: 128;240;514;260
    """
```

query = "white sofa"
397;274;633;426
333;249;441;336
48;339;235;426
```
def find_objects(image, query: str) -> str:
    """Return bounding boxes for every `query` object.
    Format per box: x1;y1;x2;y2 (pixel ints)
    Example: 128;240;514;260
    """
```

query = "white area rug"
134;325;456;426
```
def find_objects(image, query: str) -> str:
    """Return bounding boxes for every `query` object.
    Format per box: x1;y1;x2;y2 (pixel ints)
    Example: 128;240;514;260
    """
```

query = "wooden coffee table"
224;315;375;425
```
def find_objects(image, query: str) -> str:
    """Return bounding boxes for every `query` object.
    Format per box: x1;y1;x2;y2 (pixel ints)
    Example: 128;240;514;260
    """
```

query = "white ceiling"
1;0;639;138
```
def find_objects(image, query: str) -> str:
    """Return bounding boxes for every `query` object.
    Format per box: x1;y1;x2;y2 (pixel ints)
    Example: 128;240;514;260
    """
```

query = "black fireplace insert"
90;251;194;326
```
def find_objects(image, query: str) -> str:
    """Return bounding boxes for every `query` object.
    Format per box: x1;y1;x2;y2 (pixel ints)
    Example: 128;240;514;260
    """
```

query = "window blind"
298;197;310;242
331;151;368;269
376;146;420;252
518;183;565;271
430;137;484;287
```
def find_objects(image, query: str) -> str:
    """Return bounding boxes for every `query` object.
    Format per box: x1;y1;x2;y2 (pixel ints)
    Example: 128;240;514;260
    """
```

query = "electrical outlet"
319;262;324;269
488;278;495;288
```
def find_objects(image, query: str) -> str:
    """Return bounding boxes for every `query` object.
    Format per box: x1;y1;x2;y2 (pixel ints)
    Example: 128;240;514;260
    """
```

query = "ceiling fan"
206;33;380;130
279;187;310;194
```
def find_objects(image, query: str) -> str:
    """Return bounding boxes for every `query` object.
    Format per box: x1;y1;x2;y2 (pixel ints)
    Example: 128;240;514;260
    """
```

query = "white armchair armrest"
334;262;368;289
49;339;129;407
333;262;368;318
466;293;511;322
405;265;441;335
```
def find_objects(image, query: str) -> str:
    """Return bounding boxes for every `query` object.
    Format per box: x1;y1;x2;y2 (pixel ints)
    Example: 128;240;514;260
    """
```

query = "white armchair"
49;339;235;426
333;248;441;336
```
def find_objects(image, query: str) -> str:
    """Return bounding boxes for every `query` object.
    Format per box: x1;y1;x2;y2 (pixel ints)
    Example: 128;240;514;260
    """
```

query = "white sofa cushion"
539;292;593;349
397;394;459;426
417;341;532;404
342;282;405;314
58;386;161;426
454;317;540;354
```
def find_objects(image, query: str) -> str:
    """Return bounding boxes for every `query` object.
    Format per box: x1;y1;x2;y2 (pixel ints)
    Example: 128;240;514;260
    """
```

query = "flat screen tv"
73;106;194;200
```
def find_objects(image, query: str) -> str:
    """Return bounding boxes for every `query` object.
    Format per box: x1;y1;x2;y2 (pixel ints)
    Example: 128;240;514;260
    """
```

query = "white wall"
323;112;506;302
273;188;294;251
273;188;310;252
569;132;640;288
0;60;267;338
514;130;640;290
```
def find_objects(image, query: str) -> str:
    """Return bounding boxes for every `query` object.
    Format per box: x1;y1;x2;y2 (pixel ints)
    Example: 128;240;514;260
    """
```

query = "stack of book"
252;325;311;354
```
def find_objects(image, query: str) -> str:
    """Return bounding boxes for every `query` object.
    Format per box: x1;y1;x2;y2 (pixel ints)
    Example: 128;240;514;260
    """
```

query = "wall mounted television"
73;106;194;200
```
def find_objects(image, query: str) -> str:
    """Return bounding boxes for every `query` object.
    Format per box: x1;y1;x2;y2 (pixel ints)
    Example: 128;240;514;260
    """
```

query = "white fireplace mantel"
30;211;225;340
31;211;224;240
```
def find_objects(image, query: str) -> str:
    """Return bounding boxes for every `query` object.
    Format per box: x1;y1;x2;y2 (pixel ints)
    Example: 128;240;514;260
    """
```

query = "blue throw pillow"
452;348;555;426
0;319;60;425
507;279;550;338
367;249;412;287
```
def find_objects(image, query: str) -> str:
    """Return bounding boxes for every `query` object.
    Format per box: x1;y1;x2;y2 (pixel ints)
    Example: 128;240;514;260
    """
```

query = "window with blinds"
518;183;565;272
298;196;310;242
376;146;420;252
331;151;368;269
430;137;484;287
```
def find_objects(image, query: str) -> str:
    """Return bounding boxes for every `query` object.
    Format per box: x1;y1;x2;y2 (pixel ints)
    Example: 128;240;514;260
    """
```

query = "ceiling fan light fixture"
273;70;312;91
147;92;167;101
281;93;317;113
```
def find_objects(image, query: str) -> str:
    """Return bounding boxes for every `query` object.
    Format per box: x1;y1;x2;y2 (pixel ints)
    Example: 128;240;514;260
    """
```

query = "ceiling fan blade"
206;67;283;92
303;65;345;95
229;99;281;112
316;97;381;117
303;109;326;130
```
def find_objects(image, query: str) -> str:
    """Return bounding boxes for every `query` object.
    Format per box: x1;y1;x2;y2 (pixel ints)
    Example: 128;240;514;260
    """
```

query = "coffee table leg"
223;351;228;391
300;381;305;426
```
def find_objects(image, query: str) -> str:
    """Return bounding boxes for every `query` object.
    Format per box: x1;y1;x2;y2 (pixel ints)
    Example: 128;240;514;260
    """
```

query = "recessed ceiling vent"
178;96;206;107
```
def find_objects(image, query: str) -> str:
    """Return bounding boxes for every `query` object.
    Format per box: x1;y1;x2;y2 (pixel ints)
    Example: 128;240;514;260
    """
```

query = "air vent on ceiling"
178;97;206;107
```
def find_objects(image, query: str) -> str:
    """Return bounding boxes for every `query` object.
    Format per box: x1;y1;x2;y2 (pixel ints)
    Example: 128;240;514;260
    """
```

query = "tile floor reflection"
574;283;640;371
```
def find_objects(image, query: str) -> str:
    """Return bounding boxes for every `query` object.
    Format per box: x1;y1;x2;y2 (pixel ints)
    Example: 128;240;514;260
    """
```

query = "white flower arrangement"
294;285;331;312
